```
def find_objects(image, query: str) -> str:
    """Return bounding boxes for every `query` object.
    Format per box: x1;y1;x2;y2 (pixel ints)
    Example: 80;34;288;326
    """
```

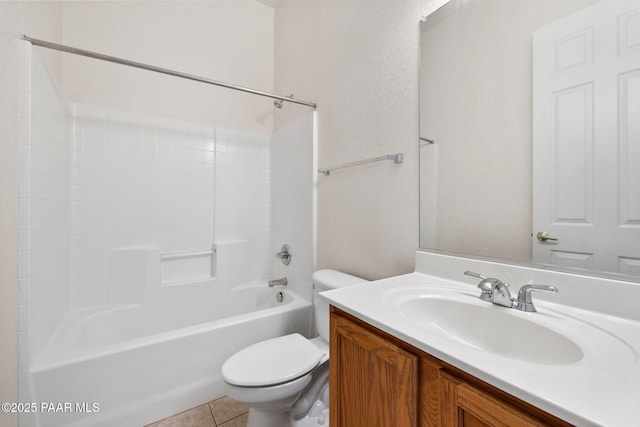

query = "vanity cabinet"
329;307;573;427
441;372;545;427
330;308;418;426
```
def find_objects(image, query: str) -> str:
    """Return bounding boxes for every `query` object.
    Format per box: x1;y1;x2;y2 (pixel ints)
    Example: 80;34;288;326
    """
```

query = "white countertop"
320;253;640;427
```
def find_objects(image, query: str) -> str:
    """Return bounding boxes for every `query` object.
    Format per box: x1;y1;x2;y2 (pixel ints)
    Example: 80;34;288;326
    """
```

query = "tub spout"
268;277;288;287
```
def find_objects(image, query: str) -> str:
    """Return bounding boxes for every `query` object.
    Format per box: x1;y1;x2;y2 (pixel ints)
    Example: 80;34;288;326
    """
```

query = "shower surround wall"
69;105;270;307
270;112;317;301
19;45;316;425
18;45;71;408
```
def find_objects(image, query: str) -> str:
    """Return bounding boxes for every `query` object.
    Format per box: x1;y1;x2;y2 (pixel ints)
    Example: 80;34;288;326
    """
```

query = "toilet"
222;270;368;427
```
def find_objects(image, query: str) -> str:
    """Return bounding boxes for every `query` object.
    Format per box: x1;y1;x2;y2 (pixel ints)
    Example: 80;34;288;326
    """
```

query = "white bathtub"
28;283;312;427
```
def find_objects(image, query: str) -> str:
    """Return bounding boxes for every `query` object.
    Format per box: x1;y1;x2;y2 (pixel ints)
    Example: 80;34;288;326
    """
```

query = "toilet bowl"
222;270;368;427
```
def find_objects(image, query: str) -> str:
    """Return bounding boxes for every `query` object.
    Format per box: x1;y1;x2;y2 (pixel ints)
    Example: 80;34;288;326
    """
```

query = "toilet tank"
312;270;368;341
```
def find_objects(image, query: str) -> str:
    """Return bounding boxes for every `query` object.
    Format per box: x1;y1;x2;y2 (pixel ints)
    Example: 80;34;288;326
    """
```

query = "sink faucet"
514;284;558;312
464;271;558;312
464;271;513;308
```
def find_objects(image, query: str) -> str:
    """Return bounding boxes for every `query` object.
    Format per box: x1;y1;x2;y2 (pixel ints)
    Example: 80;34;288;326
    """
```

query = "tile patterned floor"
146;396;248;427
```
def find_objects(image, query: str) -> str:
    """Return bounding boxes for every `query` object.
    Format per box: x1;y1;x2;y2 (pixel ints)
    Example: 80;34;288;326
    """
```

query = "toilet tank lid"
312;269;368;291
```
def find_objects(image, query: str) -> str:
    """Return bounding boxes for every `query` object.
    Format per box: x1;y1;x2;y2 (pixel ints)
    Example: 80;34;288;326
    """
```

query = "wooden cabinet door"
330;311;418;427
441;373;546;427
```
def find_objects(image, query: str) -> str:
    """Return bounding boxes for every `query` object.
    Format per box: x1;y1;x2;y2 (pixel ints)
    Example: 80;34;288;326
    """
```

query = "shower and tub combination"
31;283;311;427
18;35;318;427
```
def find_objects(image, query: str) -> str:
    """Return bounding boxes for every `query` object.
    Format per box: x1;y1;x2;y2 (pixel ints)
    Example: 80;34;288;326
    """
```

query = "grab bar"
318;153;404;176
160;249;215;260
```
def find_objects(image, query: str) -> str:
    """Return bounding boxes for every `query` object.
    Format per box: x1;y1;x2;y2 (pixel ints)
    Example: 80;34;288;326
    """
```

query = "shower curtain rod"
21;34;317;109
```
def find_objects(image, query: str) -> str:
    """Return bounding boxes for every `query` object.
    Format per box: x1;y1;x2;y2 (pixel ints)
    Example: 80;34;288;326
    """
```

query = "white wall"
16;94;274;312
270;112;317;301
0;3;63;426
68;100;314;309
61;1;275;134
12;0;314;321
274;0;445;280
9;5;314;424
0;6;22;426
18;47;71;411
69;104;268;307
214;126;272;287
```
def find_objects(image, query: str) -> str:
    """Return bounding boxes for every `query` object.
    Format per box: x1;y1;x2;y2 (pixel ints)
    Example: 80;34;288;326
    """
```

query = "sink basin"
399;296;584;365
378;284;637;368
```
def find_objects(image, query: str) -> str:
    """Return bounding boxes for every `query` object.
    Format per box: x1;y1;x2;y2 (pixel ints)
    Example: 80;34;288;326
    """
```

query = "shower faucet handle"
276;244;291;265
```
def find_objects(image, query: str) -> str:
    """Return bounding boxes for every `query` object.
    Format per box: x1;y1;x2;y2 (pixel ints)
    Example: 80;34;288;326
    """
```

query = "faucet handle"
464;271;499;302
515;284;558;312
464;271;487;280
276;244;291;265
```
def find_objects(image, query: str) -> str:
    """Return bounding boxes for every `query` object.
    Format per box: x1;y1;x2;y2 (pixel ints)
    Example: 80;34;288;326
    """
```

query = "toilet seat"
222;333;322;387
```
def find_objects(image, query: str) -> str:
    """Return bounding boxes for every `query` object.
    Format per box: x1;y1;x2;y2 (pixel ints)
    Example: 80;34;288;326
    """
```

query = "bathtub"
28;283;312;427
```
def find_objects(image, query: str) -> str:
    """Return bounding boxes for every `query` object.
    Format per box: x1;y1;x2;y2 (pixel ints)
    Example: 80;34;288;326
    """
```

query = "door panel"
552;84;593;224
619;69;640;226
533;0;640;275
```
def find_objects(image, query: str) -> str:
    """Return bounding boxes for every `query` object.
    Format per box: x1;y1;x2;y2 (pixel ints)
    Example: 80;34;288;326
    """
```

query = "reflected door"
532;0;640;276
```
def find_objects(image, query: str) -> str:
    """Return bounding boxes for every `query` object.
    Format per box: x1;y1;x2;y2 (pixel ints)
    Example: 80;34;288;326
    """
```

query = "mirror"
419;0;640;281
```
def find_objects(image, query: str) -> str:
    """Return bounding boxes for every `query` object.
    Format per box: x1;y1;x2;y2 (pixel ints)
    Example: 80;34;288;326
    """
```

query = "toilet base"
292;398;329;427
247;407;293;427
